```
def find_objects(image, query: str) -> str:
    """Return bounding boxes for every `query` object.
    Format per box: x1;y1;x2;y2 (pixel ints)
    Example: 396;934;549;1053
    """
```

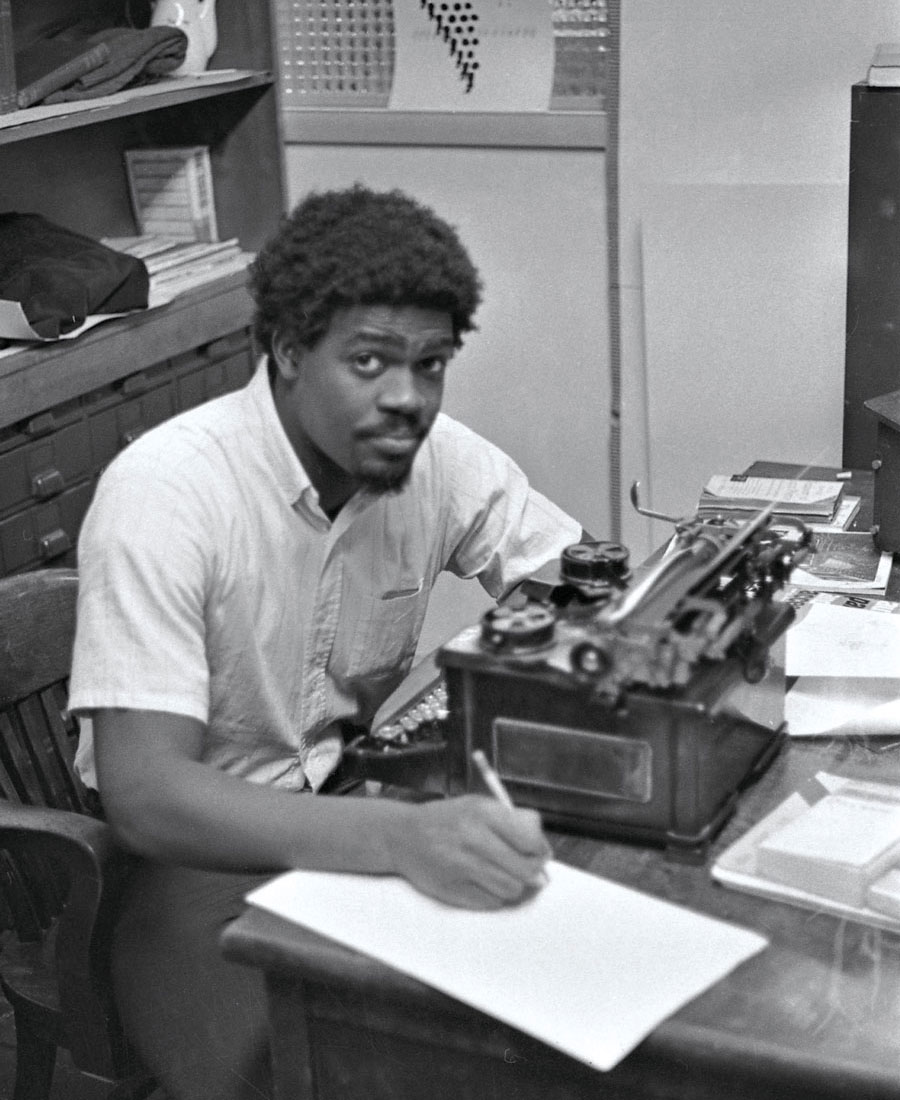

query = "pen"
471;748;514;807
471;749;549;888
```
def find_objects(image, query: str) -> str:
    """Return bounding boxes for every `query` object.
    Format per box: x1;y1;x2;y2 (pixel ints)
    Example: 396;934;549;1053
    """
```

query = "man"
68;184;585;1099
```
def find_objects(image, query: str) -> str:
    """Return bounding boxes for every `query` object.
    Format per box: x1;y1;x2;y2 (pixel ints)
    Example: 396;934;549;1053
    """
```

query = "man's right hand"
391;795;552;910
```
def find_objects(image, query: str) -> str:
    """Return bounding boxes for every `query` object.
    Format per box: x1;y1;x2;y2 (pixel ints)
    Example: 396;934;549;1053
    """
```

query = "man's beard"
357;464;413;496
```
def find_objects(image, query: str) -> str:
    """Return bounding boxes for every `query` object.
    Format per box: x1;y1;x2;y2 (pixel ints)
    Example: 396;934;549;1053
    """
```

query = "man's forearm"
102;751;406;874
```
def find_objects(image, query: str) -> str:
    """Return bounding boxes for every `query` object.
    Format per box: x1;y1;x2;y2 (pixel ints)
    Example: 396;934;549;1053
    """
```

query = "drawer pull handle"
25;412;56;437
121;372;149;395
31;468;65;500
38;528;71;561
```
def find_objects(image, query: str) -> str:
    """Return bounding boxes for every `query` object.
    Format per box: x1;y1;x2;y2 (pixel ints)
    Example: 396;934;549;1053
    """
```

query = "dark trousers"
112;861;277;1100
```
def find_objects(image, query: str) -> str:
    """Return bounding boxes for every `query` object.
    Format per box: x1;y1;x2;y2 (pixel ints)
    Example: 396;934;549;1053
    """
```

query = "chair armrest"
0;801;138;1076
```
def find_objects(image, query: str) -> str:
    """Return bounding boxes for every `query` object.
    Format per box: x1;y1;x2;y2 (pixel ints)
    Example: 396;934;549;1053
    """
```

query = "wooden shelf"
0;271;256;429
0;70;274;146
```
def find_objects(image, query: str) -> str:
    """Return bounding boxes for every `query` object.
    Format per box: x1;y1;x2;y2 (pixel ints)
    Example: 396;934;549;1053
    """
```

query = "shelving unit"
0;0;287;574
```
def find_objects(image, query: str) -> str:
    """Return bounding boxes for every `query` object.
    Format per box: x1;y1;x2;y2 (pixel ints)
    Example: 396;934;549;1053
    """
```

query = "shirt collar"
244;358;411;524
245;357;315;506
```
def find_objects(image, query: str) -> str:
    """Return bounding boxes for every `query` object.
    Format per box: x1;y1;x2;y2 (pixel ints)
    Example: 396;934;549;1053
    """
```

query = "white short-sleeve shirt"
68;362;582;792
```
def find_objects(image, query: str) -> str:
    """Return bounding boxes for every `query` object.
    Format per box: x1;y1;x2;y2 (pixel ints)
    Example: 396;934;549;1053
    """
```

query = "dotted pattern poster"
389;0;554;112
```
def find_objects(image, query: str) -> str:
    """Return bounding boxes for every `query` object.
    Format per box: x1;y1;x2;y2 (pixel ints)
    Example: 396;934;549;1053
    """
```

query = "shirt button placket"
306;557;343;734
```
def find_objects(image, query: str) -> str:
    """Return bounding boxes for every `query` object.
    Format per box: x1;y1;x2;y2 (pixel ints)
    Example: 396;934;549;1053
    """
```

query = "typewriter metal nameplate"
493;717;652;804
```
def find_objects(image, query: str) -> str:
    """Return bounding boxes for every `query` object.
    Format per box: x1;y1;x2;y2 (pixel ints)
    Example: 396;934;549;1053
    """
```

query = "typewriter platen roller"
436;506;812;854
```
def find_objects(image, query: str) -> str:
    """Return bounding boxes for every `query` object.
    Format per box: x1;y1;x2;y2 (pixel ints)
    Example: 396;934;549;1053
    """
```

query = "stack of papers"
713;773;900;933
697;474;845;522
784;597;900;738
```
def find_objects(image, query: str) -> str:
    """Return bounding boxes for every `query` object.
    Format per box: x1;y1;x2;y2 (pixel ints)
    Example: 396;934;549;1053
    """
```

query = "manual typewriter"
347;495;812;853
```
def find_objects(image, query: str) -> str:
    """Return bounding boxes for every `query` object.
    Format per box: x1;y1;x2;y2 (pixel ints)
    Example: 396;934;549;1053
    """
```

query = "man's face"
272;304;455;509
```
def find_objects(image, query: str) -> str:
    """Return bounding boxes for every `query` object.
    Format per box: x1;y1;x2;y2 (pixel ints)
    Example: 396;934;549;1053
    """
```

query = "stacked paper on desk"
246;861;766;1072
697;474;844;520
713;773;900;933
785;597;900;737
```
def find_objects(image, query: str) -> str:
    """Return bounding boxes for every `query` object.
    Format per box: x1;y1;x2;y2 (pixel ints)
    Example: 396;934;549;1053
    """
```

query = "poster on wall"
389;0;555;112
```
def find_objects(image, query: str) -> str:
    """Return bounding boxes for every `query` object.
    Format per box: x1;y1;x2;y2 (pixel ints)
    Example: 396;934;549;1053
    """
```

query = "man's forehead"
330;304;454;346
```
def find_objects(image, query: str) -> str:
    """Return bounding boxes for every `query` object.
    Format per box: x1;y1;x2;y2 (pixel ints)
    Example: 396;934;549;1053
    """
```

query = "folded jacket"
0;213;149;339
17;43;110;109
15;25;187;106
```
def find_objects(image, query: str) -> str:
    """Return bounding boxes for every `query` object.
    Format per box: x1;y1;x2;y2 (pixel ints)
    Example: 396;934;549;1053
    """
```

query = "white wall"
284;144;609;651
618;0;900;558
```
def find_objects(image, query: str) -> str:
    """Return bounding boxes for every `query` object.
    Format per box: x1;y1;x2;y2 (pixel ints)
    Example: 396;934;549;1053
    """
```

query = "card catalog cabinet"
0;331;255;573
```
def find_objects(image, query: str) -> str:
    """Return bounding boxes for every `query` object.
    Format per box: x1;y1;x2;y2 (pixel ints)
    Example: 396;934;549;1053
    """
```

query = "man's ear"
271;330;304;382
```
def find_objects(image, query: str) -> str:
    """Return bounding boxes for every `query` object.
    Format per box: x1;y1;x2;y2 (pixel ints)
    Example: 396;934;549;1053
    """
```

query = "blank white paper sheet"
246;860;767;1072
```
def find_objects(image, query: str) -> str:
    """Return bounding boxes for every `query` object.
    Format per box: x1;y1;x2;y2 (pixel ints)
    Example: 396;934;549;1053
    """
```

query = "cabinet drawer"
0;482;96;573
173;331;254;411
89;382;176;465
0;420;93;515
203;350;254;402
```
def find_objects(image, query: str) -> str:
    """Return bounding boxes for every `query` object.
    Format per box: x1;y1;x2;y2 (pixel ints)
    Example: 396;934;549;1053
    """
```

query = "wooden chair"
0;569;158;1100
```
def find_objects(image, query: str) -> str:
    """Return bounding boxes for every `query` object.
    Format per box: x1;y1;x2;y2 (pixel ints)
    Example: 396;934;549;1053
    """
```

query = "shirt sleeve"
68;441;212;723
436;418;583;599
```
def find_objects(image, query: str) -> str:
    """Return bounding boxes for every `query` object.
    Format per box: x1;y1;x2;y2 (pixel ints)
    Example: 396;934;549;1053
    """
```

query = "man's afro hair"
250;184;483;355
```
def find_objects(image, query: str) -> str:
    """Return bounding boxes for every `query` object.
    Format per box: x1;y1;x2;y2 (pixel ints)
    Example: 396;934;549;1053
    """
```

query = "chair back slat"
16;693;81;812
0;719;24;804
39;684;89;813
0;710;51;806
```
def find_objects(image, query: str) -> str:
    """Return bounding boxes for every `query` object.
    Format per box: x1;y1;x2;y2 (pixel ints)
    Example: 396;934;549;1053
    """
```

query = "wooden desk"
223;468;900;1100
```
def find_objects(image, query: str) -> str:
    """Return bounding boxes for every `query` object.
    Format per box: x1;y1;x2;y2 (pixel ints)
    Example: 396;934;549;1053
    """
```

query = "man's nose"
378;367;424;412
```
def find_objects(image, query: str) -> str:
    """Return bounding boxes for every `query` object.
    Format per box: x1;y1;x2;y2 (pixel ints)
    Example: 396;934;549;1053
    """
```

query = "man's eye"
418;357;447;377
353;353;385;375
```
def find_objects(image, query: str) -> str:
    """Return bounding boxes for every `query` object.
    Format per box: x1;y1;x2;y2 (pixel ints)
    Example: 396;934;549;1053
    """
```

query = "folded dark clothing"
17;43;110;109
0;213;149;340
15;25;187;106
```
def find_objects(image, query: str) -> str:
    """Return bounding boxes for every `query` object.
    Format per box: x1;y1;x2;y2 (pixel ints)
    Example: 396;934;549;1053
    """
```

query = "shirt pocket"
338;580;429;682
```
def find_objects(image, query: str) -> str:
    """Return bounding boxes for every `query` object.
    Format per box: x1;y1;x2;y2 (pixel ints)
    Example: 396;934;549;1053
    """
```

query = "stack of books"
102;235;253;305
696;474;857;530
